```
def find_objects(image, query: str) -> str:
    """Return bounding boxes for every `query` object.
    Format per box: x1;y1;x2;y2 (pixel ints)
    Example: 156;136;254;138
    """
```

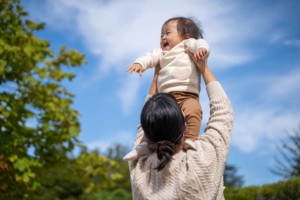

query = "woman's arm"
148;64;160;95
186;48;233;157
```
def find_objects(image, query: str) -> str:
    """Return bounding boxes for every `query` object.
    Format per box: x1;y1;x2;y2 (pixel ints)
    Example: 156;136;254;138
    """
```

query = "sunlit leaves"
0;0;85;198
76;152;124;194
32;150;127;200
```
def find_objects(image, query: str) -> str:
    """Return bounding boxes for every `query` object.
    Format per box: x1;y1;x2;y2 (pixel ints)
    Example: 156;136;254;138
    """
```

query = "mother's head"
140;93;185;171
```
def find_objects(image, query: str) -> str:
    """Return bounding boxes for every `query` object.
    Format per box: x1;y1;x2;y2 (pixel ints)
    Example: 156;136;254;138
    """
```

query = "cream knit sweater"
129;81;233;200
134;38;210;94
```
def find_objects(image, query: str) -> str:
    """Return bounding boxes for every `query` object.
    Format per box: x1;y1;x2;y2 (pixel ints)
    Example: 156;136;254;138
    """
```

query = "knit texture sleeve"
202;81;233;156
134;48;162;71
185;38;210;59
173;81;233;199
189;81;233;199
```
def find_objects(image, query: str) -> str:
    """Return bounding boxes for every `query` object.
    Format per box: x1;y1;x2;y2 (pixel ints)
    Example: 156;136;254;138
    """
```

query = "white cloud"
25;0;294;113
264;68;300;100
197;65;300;153
116;74;142;114
283;39;300;47
26;0;290;73
269;32;284;44
226;68;300;152
269;34;300;47
86;130;135;151
232;107;298;152
116;68;154;113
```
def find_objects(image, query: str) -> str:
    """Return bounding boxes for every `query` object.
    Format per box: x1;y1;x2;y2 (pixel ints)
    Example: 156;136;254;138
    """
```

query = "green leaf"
8;155;18;162
13;158;29;172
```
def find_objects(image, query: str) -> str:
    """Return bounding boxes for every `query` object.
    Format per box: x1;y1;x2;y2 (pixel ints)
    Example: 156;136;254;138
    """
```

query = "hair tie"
148;141;174;160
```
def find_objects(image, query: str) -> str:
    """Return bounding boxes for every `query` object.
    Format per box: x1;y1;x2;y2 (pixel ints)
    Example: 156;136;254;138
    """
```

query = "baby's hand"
126;63;143;76
194;48;207;60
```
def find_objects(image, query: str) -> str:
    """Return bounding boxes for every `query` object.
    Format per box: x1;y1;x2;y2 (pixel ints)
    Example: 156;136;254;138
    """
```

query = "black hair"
140;93;185;171
163;16;203;39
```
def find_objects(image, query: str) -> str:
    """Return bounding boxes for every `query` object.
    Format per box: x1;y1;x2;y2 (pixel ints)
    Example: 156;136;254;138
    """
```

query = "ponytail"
149;141;174;171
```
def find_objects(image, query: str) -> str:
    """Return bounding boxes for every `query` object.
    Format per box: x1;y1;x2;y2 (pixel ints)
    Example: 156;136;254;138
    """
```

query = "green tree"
0;0;85;198
105;144;131;191
83;144;133;200
224;163;244;188
34;150;124;200
271;121;300;179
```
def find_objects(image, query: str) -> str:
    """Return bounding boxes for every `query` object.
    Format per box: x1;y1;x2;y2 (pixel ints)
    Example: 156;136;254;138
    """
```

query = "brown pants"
169;91;202;141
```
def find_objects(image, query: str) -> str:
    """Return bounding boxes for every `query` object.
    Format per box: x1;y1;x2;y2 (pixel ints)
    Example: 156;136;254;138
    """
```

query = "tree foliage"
224;163;244;188
87;189;132;200
105;144;132;191
271;121;300;179
33;150;125;200
0;0;85;198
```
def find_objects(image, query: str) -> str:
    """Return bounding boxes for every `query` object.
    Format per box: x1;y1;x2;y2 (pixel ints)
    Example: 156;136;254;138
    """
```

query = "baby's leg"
181;97;202;141
170;92;202;150
123;135;149;161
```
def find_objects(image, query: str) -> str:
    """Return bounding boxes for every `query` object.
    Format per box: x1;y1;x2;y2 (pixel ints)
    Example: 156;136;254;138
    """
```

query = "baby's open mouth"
164;43;169;47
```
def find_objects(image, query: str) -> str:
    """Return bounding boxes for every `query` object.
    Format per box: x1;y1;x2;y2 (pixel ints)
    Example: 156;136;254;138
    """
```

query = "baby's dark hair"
163;16;203;39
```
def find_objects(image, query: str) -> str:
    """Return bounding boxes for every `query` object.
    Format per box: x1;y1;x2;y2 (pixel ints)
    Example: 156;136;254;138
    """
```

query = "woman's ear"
185;34;190;39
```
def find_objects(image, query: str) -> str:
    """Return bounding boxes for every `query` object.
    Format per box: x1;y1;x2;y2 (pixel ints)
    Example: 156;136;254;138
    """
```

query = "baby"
124;17;210;161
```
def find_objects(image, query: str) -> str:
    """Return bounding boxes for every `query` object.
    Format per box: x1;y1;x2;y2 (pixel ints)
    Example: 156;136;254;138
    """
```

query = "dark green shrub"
87;189;132;200
224;178;300;200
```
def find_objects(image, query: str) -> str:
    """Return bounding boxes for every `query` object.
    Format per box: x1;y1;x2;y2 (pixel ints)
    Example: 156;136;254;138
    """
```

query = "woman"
128;50;233;200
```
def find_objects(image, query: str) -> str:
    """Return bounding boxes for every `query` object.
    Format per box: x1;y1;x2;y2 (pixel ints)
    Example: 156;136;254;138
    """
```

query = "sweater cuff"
206;81;227;100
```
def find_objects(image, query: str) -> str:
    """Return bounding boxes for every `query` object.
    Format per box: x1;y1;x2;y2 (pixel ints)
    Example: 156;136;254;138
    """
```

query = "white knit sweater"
129;81;233;200
134;38;210;94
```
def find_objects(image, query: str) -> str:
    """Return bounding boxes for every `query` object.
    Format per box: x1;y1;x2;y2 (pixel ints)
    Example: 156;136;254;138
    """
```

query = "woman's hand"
185;48;216;85
185;47;206;73
194;48;207;60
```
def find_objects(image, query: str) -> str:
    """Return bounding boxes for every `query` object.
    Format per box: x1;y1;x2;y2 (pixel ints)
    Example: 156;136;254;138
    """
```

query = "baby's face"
160;20;184;51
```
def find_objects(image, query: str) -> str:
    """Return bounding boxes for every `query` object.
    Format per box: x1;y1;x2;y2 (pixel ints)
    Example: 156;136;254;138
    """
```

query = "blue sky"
23;0;300;186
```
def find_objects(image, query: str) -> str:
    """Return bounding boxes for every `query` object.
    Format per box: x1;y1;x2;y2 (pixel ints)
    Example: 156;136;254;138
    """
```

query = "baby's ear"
184;34;190;39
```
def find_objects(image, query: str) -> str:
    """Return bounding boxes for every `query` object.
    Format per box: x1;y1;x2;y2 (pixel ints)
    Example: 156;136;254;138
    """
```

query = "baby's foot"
123;142;150;161
183;139;197;151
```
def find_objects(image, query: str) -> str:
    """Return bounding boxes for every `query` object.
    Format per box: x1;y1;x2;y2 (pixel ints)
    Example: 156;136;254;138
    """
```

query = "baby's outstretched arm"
126;63;143;77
